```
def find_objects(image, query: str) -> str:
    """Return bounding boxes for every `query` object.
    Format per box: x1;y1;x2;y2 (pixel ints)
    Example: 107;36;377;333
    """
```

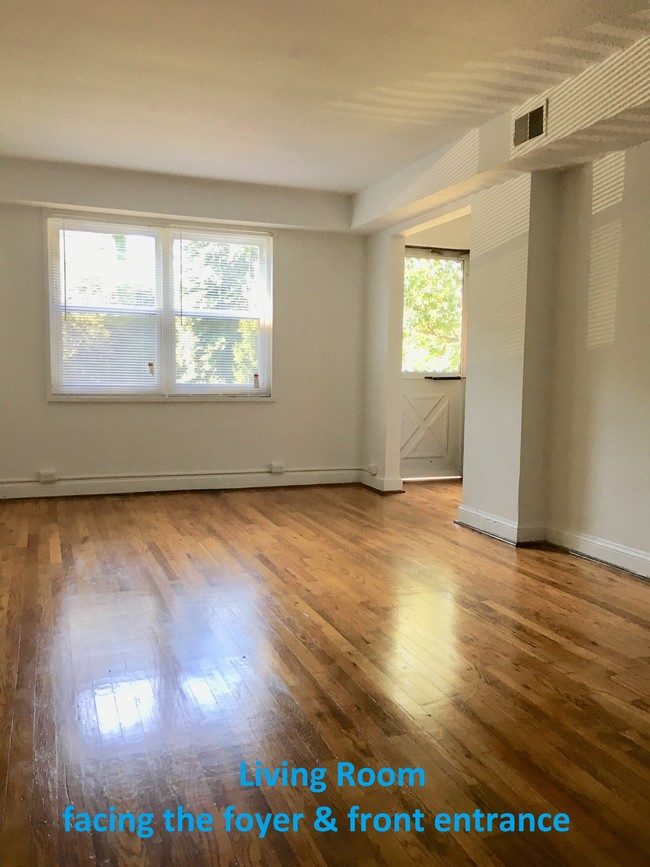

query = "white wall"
547;142;650;574
458;175;532;535
0;204;366;497
457;154;649;574
406;214;471;250
0;157;352;232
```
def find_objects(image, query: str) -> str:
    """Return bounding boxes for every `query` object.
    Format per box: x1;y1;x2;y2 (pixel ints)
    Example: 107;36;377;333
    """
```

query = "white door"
400;249;467;479
400;377;464;478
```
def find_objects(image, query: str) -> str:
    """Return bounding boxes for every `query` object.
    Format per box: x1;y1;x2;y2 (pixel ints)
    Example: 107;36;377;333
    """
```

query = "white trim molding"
456;505;545;545
515;524;548;544
0;468;363;500
456;505;519;544
546;526;650;580
360;473;404;493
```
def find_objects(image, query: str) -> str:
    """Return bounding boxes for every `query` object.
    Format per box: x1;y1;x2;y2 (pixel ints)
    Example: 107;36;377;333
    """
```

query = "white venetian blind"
172;229;272;395
49;218;162;394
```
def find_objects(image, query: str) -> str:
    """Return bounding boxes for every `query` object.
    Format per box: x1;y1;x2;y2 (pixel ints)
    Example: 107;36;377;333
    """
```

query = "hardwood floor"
0;481;648;866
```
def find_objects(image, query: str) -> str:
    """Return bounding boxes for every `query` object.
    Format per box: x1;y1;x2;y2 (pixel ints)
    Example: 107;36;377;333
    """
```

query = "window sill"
401;372;462;379
48;393;275;403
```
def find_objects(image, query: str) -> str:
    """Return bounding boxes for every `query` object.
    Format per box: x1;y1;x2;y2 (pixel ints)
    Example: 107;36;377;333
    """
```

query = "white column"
458;171;560;543
361;231;405;492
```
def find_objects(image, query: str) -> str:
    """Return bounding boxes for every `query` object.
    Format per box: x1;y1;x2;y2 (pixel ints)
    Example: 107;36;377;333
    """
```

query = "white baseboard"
546;526;650;579
456;505;519;544
360;473;404;493
456;505;545;544
457;505;649;577
516;524;548;544
0;468;362;500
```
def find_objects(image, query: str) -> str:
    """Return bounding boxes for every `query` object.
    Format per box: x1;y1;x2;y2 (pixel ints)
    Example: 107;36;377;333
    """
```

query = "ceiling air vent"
513;102;547;146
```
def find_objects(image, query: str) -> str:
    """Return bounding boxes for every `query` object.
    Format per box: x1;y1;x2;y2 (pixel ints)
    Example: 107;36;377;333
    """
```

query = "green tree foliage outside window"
174;239;261;386
402;256;463;373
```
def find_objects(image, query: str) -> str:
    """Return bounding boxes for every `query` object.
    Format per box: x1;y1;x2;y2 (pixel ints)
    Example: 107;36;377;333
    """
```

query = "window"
48;217;272;398
402;250;465;375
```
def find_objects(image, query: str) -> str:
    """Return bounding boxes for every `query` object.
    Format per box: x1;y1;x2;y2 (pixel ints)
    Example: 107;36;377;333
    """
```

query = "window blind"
48;217;273;397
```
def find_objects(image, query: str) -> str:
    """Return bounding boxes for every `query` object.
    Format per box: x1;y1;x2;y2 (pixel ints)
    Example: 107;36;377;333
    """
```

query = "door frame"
401;245;470;479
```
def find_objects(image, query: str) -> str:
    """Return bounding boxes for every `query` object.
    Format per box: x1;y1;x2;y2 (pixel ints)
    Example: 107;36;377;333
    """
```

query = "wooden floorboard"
0;481;648;866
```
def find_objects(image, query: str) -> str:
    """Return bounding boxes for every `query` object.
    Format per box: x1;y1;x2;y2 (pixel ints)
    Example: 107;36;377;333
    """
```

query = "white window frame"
47;214;273;401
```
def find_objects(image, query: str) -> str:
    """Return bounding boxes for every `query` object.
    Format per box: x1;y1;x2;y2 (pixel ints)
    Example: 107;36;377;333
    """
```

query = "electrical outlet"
269;461;285;474
38;470;57;484
367;463;379;476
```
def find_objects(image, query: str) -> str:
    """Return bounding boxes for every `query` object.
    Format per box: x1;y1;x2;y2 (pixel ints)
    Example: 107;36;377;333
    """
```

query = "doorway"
400;243;468;480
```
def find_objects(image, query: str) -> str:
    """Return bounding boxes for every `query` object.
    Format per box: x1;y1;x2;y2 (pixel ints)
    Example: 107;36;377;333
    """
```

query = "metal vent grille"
513;103;547;145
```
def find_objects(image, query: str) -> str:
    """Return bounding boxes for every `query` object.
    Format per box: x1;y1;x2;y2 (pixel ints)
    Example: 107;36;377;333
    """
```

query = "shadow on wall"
469;177;531;359
563;152;627;531
587;150;625;348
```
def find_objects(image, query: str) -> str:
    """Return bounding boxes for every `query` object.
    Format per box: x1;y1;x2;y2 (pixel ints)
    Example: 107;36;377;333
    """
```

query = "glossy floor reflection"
0;482;648;865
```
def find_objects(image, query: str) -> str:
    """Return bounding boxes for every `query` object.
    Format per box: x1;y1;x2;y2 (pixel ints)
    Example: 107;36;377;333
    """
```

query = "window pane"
402;257;463;373
60;311;159;390
173;237;261;313
60;230;157;308
175;316;260;386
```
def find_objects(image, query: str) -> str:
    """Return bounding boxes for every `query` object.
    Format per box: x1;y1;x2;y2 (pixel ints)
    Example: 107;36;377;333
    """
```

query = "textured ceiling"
1;1;649;191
